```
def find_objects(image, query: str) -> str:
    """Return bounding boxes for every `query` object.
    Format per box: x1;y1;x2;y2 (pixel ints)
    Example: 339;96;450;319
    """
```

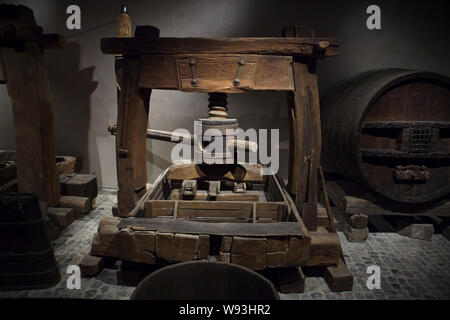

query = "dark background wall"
1;0;449;188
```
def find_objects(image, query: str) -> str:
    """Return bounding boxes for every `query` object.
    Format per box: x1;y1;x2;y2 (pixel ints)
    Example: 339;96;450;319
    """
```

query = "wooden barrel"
131;261;279;300
321;69;450;204
0;193;60;289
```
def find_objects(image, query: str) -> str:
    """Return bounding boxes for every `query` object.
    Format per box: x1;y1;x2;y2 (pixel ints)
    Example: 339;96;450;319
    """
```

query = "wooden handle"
117;12;131;37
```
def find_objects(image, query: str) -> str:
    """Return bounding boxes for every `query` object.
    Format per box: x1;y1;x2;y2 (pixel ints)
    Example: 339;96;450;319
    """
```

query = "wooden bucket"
131;261;279;300
0;193;60;290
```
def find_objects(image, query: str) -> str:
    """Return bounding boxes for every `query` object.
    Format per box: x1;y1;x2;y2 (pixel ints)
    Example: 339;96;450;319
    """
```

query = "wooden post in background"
1;5;62;206
283;25;322;208
115;22;159;216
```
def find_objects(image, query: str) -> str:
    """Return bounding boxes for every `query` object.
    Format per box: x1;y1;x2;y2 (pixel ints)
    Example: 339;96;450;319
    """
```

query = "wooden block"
47;207;75;228
231;237;266;270
220;236;233;252
59;195;92;213
119;227;156;264
267;237;288;253
198;234;210;259
273;267;305;293
218;252;230;263
156;232;199;262
79;255;104;277
55;156;77;174
283;237;310;266
91;217;121;257
344;223;369;242
348;214;368;229
323;258;353;292
305;232;341;267
60;173;97;200
232;236;266;254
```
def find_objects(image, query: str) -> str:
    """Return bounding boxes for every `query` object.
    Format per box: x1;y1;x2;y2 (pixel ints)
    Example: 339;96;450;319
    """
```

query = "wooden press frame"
103;25;339;216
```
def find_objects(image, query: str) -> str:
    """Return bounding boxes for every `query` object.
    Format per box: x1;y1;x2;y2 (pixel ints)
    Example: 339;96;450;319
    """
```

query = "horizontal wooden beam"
101;37;339;57
117;217;305;237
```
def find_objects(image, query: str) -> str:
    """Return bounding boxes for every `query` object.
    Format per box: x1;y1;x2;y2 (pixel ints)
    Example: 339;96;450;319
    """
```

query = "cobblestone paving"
1;190;449;300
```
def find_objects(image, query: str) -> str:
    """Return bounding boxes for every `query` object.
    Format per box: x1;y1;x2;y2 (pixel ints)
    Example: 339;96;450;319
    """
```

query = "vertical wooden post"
283;25;321;207
115;25;159;216
2;41;61;206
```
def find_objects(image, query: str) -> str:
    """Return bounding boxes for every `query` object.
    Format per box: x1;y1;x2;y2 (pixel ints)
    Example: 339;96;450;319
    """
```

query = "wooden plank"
287;60;321;206
167;163;264;182
101;37;339;56
116;55;151;215
117;217;306;237
2;42;60;206
284;25;322;206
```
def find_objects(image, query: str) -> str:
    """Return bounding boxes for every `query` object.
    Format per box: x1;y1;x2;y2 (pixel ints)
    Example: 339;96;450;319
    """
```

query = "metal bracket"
189;58;198;87
233;59;245;87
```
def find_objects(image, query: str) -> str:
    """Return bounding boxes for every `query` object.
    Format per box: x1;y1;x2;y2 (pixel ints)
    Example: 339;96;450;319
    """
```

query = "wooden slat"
144;200;283;220
101;37;339;56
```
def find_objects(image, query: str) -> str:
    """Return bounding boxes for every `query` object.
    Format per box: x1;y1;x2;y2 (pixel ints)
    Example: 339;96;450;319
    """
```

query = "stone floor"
1;190;449;300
